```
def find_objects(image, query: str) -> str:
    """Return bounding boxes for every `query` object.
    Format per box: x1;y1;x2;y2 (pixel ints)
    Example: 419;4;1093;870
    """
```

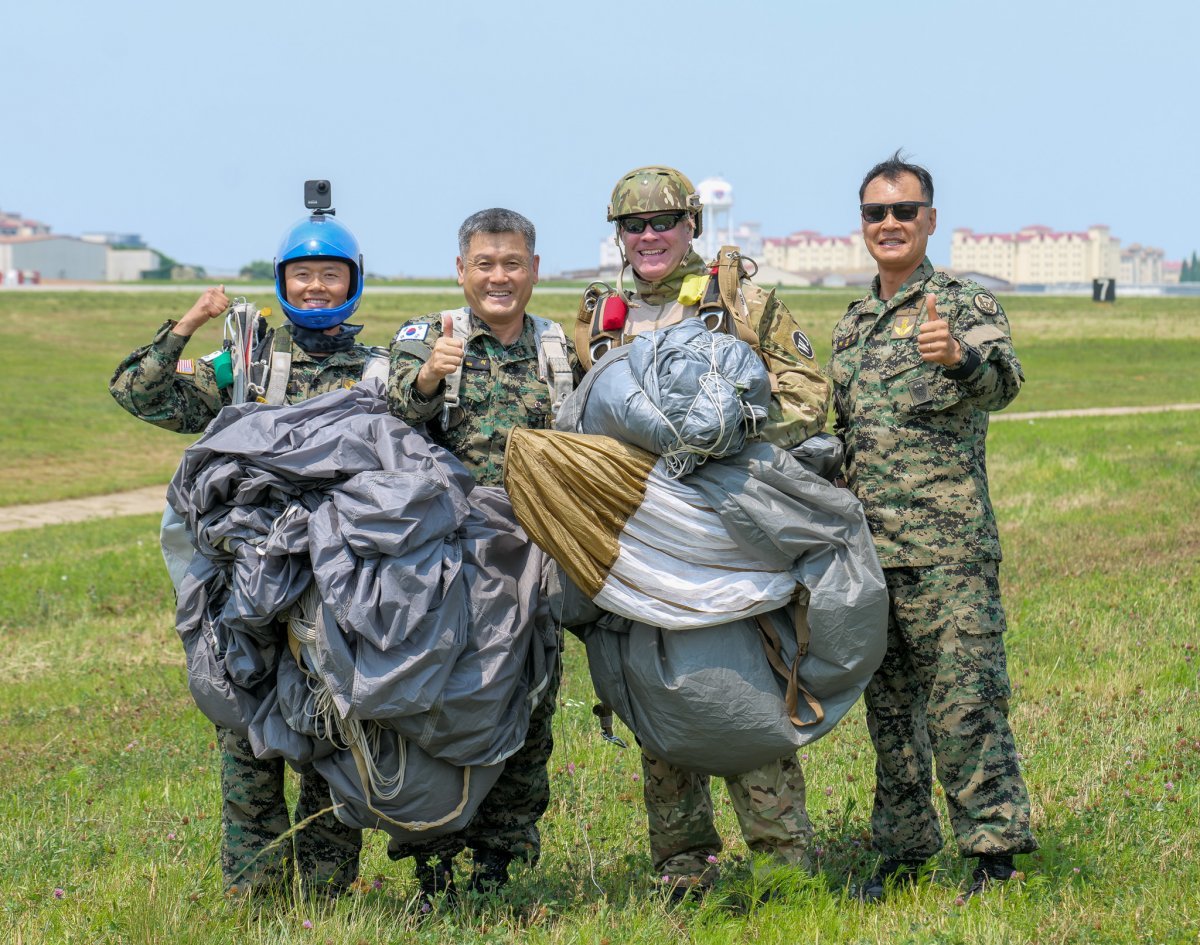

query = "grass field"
2;289;1198;506
1;290;1198;943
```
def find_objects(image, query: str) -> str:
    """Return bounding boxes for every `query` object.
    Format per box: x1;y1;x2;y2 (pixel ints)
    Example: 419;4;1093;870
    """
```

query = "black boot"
856;858;927;903
964;854;1016;900
467;850;512;894
414;856;456;911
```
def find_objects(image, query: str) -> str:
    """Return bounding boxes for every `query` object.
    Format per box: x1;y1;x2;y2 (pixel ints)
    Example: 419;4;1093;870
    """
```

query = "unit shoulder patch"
791;330;814;358
973;292;1000;316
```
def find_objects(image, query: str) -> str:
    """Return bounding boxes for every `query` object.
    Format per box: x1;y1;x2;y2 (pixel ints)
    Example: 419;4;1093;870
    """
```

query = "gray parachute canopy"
556;318;772;478
167;380;558;839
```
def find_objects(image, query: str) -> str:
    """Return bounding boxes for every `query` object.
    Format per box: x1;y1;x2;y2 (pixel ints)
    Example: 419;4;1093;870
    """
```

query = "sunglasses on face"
860;201;932;224
618;212;687;234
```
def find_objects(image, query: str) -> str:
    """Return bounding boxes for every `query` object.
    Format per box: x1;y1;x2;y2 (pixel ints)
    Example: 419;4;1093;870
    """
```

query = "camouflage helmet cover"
607;165;703;237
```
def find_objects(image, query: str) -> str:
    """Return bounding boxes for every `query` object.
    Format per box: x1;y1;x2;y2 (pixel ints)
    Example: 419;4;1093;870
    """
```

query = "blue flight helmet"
274;214;364;329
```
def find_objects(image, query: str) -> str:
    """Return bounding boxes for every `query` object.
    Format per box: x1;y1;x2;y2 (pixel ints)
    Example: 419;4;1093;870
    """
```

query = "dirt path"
2;403;1198;533
0;485;167;533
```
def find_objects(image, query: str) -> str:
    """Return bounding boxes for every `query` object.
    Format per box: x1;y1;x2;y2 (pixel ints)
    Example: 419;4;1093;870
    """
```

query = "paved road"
2;403;1197;533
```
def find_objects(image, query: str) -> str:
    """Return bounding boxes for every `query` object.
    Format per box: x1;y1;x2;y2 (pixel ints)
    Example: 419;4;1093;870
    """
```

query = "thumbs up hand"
416;314;466;396
917;293;962;366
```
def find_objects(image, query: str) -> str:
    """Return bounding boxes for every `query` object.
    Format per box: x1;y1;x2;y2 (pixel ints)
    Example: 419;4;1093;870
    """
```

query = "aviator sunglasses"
618;212;687;234
860;201;932;224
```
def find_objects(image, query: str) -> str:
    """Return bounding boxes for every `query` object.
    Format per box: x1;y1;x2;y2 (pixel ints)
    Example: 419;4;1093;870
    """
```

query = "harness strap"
264;329;292;405
361;347;389;384
754;586;823;727
441;308;473;428
532;316;574;420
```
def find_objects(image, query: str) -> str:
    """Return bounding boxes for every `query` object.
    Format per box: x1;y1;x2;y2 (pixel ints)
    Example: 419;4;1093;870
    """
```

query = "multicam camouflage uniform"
828;257;1037;862
385;309;581;869
593;167;830;886
601;166;829;450
621;253;822;885
110;320;377;893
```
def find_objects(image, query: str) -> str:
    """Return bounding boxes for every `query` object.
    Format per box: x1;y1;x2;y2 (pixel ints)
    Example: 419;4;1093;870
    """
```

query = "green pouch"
210;349;233;390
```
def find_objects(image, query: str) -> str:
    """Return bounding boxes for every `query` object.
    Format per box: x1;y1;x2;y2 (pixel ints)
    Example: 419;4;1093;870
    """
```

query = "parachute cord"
641;329;757;479
287;585;406;801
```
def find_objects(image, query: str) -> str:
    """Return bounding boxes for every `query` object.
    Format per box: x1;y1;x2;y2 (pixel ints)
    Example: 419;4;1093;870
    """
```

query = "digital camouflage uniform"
828;257;1037;862
110;320;379;893
385;309;581;869
589;219;829;884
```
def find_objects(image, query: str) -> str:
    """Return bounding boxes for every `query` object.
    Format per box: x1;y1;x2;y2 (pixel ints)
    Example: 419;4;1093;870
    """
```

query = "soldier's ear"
928;207;937;235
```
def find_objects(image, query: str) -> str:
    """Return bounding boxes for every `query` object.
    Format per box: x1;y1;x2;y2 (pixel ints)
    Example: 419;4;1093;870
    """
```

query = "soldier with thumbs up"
827;152;1036;903
386;207;581;904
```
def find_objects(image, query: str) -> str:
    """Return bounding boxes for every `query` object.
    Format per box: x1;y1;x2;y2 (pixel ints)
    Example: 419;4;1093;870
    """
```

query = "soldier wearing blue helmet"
110;188;388;897
274;212;365;330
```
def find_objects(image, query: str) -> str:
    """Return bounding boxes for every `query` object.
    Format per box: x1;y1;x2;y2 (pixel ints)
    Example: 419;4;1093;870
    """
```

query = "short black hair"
458;208;536;258
859;150;934;203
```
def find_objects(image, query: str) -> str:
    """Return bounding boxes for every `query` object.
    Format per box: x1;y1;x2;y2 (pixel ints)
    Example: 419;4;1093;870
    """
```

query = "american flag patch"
396;322;430;342
175;359;195;375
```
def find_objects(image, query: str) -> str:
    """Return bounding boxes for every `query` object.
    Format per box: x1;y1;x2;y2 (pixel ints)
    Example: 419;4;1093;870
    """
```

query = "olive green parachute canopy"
504;428;657;598
607;165;704;236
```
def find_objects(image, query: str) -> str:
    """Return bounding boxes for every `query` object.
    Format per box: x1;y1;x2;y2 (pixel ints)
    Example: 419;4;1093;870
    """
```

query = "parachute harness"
222;298;273;404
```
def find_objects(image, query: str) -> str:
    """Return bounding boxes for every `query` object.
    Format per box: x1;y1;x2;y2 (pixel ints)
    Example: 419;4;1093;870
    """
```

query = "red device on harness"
600;295;628;332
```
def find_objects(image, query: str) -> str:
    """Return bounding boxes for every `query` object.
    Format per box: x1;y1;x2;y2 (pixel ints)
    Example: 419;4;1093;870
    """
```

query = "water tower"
696;175;733;261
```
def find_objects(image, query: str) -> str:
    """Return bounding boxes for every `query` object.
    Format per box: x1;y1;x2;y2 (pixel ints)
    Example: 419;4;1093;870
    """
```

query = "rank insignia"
395;322;430;342
175;358;195;375
791;330;814;358
834;331;858;353
892;315;918;339
463;355;490;372
974;293;999;316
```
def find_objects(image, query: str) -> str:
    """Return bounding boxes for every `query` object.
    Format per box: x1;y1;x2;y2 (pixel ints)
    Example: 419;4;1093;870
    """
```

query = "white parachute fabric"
168;380;557;838
558;441;889;775
593;465;798;627
556;319;771;477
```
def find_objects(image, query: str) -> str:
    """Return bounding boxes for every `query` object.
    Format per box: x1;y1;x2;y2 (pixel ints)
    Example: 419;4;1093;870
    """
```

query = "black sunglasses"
618;212;687;234
860;201;932;224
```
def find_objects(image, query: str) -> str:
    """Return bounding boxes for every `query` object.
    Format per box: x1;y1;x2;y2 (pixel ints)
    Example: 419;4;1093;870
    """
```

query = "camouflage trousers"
387;657;560;867
865;562;1037;862
642;751;812;881
217;726;362;894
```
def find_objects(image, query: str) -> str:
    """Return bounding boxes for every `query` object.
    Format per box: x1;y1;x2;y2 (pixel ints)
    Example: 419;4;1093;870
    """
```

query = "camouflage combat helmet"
607;166;703;237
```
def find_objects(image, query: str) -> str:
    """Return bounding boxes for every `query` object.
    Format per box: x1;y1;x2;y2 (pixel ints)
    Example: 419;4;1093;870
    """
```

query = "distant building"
762;230;874;279
107;247;165;281
1163;260;1182;285
950;225;1122;285
0;208;51;237
82;231;147;249
0;235;106;281
1119;244;1164;285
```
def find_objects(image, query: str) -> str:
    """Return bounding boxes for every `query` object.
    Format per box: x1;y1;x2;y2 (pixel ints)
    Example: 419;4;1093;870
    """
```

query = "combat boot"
467;850;512;894
856;857;927;903
414;855;456;911
962;854;1016;901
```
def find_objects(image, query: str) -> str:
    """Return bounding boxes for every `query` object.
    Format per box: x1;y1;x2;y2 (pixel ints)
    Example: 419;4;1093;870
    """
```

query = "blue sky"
6;0;1195;277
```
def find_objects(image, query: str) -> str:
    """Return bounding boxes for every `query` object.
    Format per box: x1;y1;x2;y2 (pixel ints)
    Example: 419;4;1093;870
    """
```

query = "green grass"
2;403;1198;943
4;290;1198;506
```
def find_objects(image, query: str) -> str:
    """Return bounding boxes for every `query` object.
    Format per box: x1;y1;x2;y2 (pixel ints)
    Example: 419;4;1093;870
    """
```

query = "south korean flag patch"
791;329;814;359
395;322;430;343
